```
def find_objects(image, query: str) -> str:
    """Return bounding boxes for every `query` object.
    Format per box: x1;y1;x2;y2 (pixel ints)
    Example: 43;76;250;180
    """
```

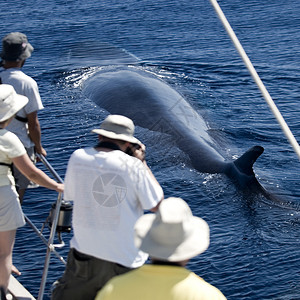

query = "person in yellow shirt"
95;197;227;300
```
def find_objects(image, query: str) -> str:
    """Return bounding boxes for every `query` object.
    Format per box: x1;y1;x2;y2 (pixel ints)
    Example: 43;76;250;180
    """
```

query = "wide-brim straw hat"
1;32;34;61
134;197;210;262
92;114;141;145
0;84;28;122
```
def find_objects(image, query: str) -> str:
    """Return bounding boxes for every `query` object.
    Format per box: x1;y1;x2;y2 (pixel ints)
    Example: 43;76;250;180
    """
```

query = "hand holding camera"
126;143;146;161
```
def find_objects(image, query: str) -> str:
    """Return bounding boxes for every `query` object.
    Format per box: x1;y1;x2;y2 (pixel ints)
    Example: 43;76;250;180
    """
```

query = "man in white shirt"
51;114;164;300
0;32;46;202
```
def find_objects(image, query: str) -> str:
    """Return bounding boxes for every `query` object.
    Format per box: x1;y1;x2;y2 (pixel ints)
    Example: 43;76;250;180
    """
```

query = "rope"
209;0;300;161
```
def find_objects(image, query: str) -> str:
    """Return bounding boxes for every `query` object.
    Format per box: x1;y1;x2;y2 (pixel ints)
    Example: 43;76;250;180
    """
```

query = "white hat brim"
91;128;141;145
134;213;210;262
0;94;28;122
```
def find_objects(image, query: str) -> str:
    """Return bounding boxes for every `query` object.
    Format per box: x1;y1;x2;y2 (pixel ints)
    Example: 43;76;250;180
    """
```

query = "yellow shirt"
0;129;26;186
95;264;227;300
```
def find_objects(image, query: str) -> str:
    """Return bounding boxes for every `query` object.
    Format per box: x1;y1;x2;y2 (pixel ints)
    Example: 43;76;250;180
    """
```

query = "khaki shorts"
0;185;25;231
51;248;131;300
13;146;38;190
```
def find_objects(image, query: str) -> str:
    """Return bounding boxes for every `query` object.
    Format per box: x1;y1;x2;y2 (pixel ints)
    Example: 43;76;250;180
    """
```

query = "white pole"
209;0;300;161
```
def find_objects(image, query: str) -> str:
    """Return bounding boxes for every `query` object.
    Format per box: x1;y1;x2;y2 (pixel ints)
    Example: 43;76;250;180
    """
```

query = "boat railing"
22;154;69;300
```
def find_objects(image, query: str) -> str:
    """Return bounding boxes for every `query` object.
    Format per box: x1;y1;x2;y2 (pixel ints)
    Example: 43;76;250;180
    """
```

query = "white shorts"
0;185;26;231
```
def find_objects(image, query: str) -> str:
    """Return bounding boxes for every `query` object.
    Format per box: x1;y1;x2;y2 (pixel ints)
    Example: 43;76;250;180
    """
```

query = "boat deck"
7;275;36;300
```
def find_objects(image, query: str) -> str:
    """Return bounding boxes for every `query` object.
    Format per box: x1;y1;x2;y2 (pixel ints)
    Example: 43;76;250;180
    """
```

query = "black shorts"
51;248;132;300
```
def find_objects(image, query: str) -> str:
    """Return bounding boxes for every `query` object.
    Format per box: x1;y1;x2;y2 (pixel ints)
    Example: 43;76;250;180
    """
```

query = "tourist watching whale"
95;197;227;300
0;84;64;293
0;32;47;203
51;114;163;300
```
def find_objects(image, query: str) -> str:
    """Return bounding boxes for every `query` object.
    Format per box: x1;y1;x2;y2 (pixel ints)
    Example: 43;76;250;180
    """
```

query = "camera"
125;143;141;156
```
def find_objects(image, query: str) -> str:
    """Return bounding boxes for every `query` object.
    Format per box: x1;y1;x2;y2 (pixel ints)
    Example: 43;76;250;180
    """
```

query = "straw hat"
134;197;210;262
92;114;141;144
1;32;34;62
0;84;28;122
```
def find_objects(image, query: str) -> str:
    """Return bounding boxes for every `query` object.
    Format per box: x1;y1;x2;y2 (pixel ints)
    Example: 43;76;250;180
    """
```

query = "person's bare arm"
12;154;63;193
27;111;47;156
149;200;162;212
130;143;164;211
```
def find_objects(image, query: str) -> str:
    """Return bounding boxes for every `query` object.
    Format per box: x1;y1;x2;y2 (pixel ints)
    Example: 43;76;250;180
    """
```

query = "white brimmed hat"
0;84;28;122
134;197;210;262
92;114;141;144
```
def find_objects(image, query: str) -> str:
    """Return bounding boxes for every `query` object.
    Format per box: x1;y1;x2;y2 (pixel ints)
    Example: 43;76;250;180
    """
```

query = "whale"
83;67;270;196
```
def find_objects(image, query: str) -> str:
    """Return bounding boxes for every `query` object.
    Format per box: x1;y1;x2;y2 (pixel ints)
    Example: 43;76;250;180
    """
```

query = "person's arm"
12;154;63;193
130;143;164;211
27;111;47;156
142;160;163;211
149;199;162;212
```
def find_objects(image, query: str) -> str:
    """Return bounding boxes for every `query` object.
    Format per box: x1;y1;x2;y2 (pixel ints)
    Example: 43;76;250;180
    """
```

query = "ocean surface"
1;0;300;299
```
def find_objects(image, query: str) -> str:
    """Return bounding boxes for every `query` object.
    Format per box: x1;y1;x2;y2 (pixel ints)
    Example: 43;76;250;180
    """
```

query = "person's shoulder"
71;147;95;158
188;272;227;299
2;67;25;76
7;68;38;87
18;71;37;85
72;147;86;155
1;129;19;141
99;268;137;290
0;129;24;149
108;149;141;163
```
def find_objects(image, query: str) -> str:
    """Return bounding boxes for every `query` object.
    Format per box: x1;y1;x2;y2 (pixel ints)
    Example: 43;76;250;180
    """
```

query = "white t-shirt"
0;129;26;186
64;147;163;268
0;68;44;148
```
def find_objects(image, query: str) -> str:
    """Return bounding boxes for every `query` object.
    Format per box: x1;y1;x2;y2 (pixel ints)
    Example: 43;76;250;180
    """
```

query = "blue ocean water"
1;0;300;299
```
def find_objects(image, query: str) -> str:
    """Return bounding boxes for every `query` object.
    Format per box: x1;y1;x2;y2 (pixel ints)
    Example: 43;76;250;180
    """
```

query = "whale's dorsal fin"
233;145;264;176
223;145;265;191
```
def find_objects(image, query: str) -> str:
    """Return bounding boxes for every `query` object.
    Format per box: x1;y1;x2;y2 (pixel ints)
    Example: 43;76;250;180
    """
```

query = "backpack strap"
0;162;13;168
15;115;28;123
0;162;13;178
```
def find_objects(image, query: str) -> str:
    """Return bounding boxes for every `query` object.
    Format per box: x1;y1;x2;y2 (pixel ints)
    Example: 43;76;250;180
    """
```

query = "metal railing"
23;154;67;300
